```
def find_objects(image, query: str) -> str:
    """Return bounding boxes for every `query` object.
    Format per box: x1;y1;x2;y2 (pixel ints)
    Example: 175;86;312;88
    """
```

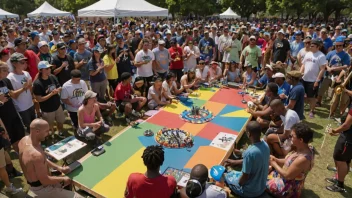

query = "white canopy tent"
0;8;19;19
78;0;168;17
219;7;240;19
27;1;71;17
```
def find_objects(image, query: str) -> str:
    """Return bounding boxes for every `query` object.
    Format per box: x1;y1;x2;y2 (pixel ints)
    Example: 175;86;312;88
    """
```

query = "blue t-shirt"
88;59;106;83
176;36;186;46
241;141;270;197
290;41;304;58
74;50;92;81
287;83;305;120
323;38;333;52
258;74;271;86
326;50;351;76
68;49;76;59
278;81;290;103
199;37;215;61
152;47;170;71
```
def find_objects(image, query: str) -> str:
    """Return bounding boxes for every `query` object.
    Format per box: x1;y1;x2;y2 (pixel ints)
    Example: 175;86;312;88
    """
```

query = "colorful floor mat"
68;87;261;197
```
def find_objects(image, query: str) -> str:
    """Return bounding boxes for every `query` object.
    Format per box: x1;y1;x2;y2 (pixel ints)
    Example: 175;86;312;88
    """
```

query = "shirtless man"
18;119;83;198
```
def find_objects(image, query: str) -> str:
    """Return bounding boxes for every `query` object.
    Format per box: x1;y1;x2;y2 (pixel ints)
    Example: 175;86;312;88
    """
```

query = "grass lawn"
1;102;352;197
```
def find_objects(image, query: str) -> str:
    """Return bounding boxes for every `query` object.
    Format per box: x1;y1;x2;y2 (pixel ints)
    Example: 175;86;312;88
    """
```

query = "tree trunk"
335;9;341;21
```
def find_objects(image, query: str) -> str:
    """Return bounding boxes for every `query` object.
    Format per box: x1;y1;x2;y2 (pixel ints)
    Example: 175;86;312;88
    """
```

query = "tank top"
83;105;97;124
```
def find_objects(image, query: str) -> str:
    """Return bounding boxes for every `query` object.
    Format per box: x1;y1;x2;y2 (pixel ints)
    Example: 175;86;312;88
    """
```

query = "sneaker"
57;131;65;138
4;183;23;194
325;177;338;184
326;184;347;192
309;112;314;118
132;110;141;118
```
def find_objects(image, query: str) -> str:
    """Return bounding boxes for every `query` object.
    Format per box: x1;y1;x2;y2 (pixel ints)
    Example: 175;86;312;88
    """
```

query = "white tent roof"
27;1;71;17
219;7;240;19
0;8;19;19
78;0;168;17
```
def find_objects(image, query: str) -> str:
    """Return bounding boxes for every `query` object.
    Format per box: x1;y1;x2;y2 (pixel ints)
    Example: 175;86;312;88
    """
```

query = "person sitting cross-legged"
223;121;270;197
267;123;314;197
265;99;300;158
77;90;110;143
148;76;170;110
124;145;177;198
114;72;147;123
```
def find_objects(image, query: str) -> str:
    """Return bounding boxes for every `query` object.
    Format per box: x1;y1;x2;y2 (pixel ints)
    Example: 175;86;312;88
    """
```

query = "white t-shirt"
280;109;300;131
61;80;88;112
193;183;227;198
297;48;308;63
209;66;222;81
135;49;155;77
196;66;209;81
302;51;327;82
162;80;177;96
147;85;164;107
183;46;200;71
7;71;33;112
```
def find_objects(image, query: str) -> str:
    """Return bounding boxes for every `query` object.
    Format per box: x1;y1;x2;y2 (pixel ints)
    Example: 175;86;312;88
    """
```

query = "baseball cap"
84;90;97;100
52;30;59;35
135;29;142;34
57;42;67;49
204;30;209;34
294;31;302;36
335;36;345;43
210;61;219;65
92;46;104;53
158;40;165;45
78;38;86;44
38;41;48;48
68;39;76;46
272;72;285;78
308;24;314;28
38;61;53;70
278;30;285;34
22;28;31;33
249;35;256;40
30;31;39;40
166;30;172;35
116;34;123;39
10;52;27;62
311;38;322;45
210;165;226;182
287;70;303;78
14;38;27;46
265;64;273;71
342;29;348;33
97;35;105;41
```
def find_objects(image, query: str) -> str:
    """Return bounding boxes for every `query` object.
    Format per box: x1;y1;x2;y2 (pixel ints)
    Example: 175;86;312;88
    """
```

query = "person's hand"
313;81;319;89
115;57;120;63
328;128;339;136
93;121;102;128
326;66;332;73
279;93;287;99
270;155;276;162
336;78;341;84
51;89;59;95
224;159;241;167
62;176;72;187
79;59;85;65
61;61;69;68
60;166;71;174
22;81;30;90
0;94;8;103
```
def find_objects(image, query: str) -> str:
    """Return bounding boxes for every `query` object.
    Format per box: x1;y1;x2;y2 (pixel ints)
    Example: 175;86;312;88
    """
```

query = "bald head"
29;119;49;132
246;121;261;139
190;164;208;180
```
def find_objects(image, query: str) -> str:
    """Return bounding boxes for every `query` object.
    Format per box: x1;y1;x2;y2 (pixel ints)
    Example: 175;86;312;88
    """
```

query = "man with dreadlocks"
124;145;177;198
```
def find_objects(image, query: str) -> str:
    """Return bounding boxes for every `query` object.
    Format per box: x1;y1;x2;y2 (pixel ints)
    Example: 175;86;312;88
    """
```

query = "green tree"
62;0;98;14
222;0;266;19
1;0;36;17
165;0;222;18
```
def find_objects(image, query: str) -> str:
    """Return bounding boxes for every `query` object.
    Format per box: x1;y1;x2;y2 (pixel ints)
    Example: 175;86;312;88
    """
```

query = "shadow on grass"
301;188;320;198
303;120;324;134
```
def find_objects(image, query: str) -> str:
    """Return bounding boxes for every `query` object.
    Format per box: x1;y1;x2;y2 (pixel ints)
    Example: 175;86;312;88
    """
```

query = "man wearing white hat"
273;72;290;103
240;35;262;72
152;40;170;79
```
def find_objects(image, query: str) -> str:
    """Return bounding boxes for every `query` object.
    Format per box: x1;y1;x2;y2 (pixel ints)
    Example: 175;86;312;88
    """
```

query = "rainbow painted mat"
68;86;262;197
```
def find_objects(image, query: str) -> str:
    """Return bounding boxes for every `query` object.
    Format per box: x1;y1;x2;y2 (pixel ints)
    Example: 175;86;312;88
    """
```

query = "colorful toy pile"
180;106;214;124
155;128;194;148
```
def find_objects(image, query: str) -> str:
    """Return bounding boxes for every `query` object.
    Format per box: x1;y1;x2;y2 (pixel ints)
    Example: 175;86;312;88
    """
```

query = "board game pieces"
180;106;214;124
144;130;154;136
155;128;194;149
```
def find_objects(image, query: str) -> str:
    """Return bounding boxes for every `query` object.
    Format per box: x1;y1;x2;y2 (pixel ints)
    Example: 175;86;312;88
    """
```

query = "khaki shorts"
28;183;83;198
84;80;91;90
331;91;350;107
318;78;332;97
42;106;65;127
0;148;6;168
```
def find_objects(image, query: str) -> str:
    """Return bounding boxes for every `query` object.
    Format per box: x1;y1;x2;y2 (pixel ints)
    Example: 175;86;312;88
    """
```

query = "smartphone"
91;146;105;156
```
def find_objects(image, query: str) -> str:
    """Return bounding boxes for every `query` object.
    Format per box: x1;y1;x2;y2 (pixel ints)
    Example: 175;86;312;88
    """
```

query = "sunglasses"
335;45;343;47
305;42;311;44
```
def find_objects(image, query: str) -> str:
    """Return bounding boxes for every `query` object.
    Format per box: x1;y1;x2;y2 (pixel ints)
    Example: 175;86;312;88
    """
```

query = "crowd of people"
0;17;351;197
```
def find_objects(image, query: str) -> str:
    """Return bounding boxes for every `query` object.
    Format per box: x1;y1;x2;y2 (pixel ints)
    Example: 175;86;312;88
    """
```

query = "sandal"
326;184;346;193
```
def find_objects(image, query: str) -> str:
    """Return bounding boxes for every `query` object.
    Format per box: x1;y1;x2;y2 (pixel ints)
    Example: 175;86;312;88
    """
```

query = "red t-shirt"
114;82;132;101
169;47;184;70
24;50;39;79
124;173;176;198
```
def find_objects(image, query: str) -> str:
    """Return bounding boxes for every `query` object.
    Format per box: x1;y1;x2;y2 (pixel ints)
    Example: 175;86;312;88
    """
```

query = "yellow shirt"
103;55;118;80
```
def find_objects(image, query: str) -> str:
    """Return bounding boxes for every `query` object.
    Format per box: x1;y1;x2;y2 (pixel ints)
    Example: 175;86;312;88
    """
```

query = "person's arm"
297;52;302;68
32;153;67;186
103;57;114;72
134;54;147;67
314;64;326;88
90;63;104;76
129;51;135;61
172;84;185;95
53;61;68;75
34;89;58;102
239;173;250;186
271;155;286;167
248;72;257;85
9;86;28;99
94;104;104;122
271;155;310;180
249;106;272;117
61;98;72;106
331;112;352;134
286;99;296;110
